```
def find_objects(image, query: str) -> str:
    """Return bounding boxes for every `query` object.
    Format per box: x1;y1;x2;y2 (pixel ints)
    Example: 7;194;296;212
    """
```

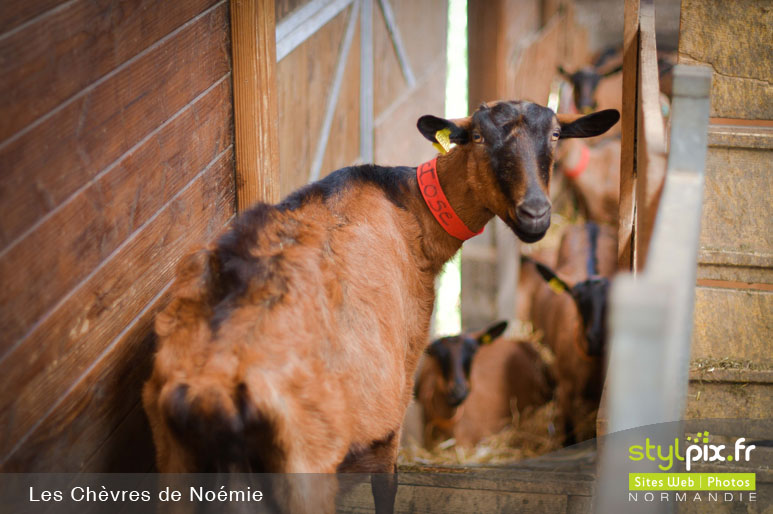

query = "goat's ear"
417;115;470;145
478;320;508;345
557;65;572;81
534;261;572;295
558;109;620;139
602;63;623;77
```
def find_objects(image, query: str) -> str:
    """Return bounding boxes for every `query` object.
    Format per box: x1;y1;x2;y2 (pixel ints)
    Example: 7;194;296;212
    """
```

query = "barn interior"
0;0;770;511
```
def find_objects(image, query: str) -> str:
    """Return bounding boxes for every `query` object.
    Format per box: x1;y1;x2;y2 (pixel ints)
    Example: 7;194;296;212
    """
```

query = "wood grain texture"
0;0;218;143
0;150;235;470
633;0;665;271
468;0;506;106
697;128;773;284
687;375;773;420
230;0;281;208
0;79;232;357
691;287;773;365
508;12;563;104
374;58;445;166
0;4;231;250
0;88;232;458
0;0;68;34
277;8;349;196
616;0;639;270
678;0;773;120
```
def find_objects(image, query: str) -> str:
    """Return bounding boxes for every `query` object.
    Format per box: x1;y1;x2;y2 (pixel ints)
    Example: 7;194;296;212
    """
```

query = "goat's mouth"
505;214;550;243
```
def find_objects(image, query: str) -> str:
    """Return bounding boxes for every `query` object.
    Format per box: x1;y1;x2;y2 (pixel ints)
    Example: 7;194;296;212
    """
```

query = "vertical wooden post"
230;0;281;210
617;0;640;271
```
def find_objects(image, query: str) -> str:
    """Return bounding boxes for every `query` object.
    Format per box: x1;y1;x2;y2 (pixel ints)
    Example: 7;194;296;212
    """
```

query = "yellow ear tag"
481;334;492;345
548;278;566;294
433;128;453;155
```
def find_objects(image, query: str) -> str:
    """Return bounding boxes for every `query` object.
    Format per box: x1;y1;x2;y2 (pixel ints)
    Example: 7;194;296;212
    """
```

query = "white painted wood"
275;0;354;61
309;0;360;182
377;0;416;87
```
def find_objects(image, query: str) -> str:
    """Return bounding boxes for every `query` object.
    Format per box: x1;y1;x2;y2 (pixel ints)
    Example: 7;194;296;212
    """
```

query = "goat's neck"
411;149;494;269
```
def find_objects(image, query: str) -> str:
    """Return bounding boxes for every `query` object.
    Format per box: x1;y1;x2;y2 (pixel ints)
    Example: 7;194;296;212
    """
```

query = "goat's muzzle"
513;198;551;243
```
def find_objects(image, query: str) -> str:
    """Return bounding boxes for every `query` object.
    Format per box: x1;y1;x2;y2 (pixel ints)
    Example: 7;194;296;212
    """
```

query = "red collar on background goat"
563;144;590;179
417;158;483;241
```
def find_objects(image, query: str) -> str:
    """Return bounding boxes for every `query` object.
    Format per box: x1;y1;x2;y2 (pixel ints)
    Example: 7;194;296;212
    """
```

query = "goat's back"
144;185;435;472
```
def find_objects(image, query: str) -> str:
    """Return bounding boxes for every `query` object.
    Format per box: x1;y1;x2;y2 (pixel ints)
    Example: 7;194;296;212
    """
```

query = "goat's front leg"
369;430;399;514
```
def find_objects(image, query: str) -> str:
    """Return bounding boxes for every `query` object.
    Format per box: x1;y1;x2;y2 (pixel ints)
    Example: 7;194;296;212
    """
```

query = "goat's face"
559;65;623;114
417;102;620;244
423;321;508;407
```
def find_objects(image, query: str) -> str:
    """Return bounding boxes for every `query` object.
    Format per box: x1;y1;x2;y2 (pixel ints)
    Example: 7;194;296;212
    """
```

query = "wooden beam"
616;0;640;271
230;0;281;209
634;0;666;270
275;0;354;61
360;0;374;163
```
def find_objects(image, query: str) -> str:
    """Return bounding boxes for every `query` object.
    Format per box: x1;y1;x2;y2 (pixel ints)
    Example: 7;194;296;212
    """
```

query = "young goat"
415;321;553;448
142;101;619;512
520;222;616;445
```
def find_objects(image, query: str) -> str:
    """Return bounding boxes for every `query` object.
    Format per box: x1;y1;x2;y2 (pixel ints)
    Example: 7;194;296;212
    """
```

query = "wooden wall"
0;0;235;471
275;0;447;198
679;0;773;419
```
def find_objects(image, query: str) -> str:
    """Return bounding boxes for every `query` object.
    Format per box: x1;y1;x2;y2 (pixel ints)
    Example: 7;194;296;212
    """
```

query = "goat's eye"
551;131;560;141
472;132;483;143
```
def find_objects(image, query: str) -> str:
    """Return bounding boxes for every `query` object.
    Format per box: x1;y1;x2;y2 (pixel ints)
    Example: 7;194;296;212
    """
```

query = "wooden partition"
0;1;236;471
617;0;666;272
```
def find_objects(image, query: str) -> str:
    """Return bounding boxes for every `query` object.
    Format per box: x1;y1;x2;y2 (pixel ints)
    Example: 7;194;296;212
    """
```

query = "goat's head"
533;261;611;356
423;321;509;407
417;101;619;243
558;65;622;114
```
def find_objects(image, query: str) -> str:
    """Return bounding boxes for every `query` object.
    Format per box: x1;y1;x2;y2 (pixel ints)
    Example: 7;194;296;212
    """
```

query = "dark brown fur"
521;223;616;445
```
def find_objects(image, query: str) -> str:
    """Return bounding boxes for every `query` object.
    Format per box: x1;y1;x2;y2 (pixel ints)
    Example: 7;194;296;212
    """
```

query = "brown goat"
415;321;553;448
521;222;616;445
556;137;621;225
142;101;619;512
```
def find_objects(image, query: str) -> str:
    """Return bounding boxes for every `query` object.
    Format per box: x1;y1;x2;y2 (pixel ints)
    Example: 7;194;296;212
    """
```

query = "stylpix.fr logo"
628;431;756;471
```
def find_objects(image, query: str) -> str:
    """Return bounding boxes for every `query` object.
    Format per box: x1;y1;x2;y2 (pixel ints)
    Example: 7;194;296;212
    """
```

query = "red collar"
417;158;483;241
564;144;590;179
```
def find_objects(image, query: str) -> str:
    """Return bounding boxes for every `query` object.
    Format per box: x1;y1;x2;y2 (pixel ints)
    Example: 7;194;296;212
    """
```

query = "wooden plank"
698;144;772;273
691;287;773;366
0;79;232;357
230;0;281;208
360;0;374;163
275;0;353;61
0;4;231;250
0;0;68;35
320;8;362;178
275;0;315;22
0;92;232;459
0;151;235;470
310;0;359;181
374;51;444;166
81;401;156;472
632;0;665;271
678;0;773;120
508;12;563;104
687;380;773;420
468;0;505;106
0;0;218;143
340;482;569;514
616;0;639;270
276;8;349;196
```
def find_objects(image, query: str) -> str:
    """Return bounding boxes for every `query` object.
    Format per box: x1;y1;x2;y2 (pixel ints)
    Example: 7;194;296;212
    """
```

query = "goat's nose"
448;384;469;406
516;201;550;221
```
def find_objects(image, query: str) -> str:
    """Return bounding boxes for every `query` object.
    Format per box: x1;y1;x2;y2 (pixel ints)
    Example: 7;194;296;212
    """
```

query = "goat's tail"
159;379;281;472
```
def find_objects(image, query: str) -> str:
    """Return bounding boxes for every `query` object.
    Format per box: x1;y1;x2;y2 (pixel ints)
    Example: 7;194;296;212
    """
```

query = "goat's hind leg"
338;431;400;514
